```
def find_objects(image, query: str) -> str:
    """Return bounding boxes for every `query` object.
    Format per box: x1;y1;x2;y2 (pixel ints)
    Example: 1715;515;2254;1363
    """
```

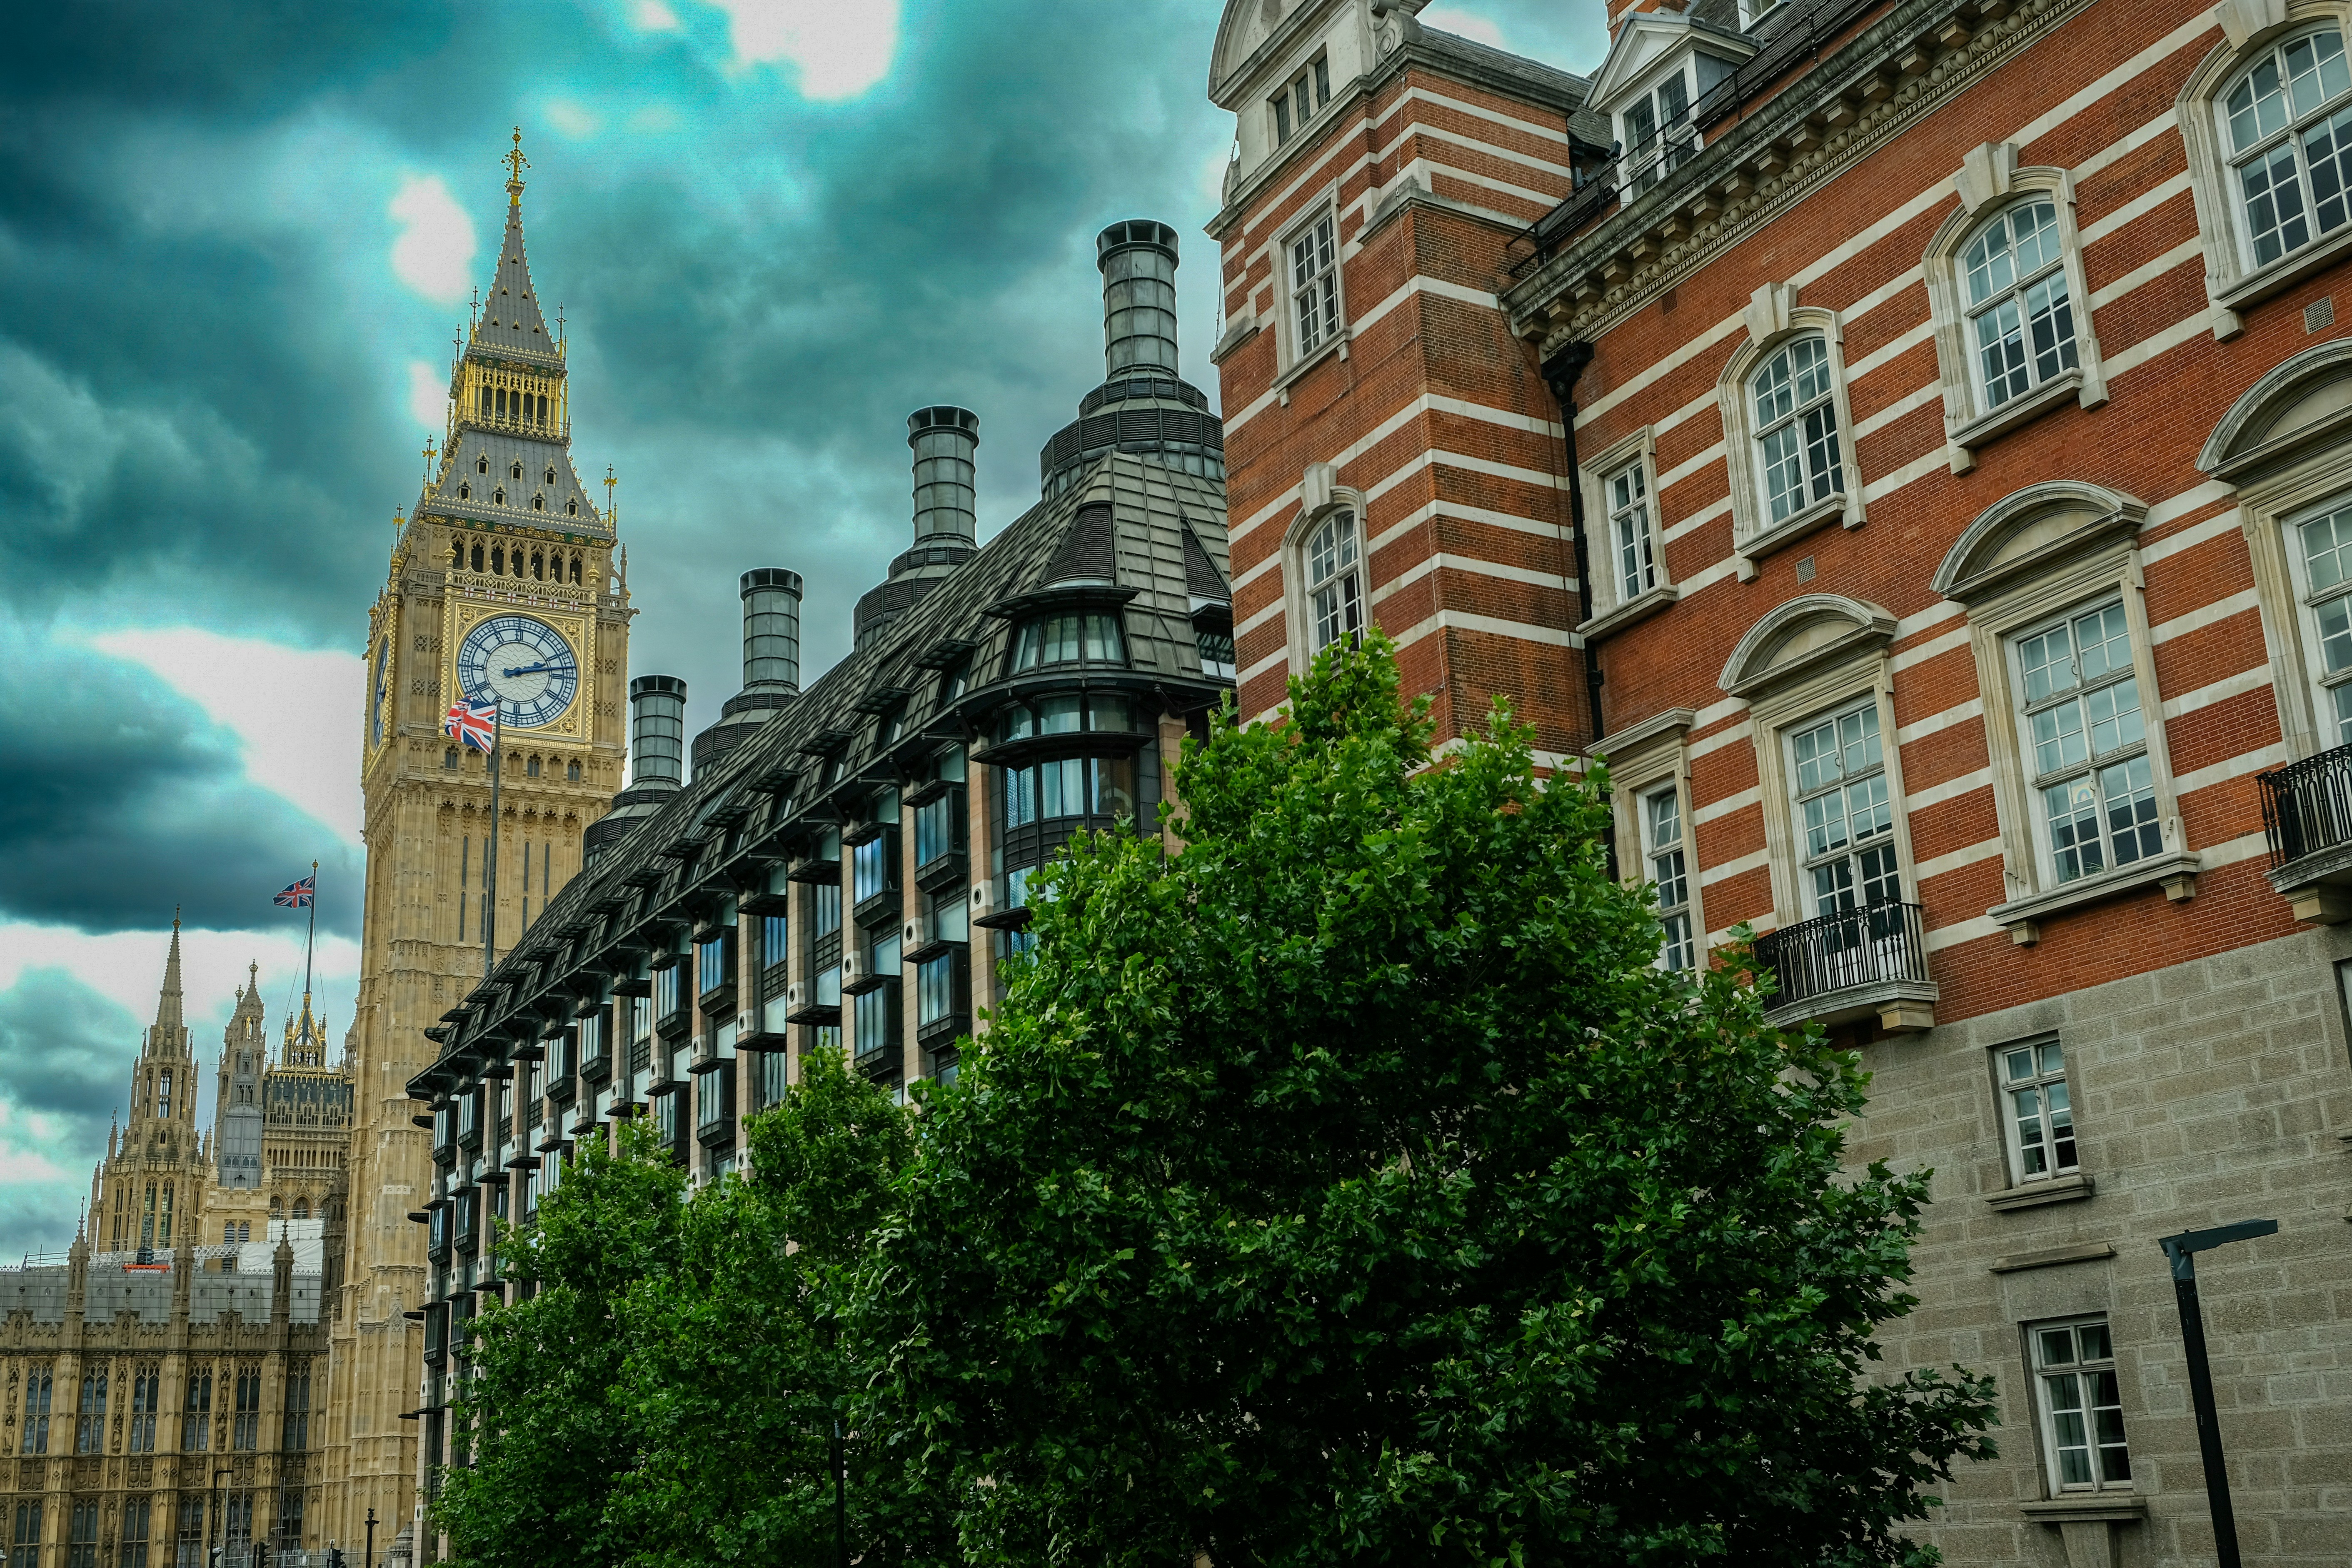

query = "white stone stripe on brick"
1924;914;2005;953
2100;310;2214;381
1904;765;1993;814
2077;171;2193;247
1662;494;1732;544
2074;107;2179;182
1687;712;1751;758
1845;315;1935;382
1895;598;1968;642
1692;786;1760;826
1897;697;1984;746
1382;605;1580;652
1913;836;2003;884
1658;440;1727;492
1698;847;1770;887
1853;381;1943;442
2197;828;2271;869
2087;237;2203;310
2150;587;2261;644
2160;663;2273;723
1369;551;1574;606
2173;742;2290;799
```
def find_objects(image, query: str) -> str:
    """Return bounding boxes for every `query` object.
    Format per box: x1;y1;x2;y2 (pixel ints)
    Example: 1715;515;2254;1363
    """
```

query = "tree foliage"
864;633;1996;1566
438;633;1995;1568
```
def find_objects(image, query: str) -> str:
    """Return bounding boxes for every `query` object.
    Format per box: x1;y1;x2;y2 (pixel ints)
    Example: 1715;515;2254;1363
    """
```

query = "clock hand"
499;661;573;678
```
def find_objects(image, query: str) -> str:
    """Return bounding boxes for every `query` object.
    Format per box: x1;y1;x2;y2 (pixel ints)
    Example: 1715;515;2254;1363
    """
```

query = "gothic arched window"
511;462;523;481
444;747;460;770
450;539;463;568
532;551;544;579
531;495;544;512
544;466;556;484
526;755;541;778
458;482;470;501
491;547;504;575
477;455;488;474
493;487;506;507
569;554;582;582
567;759;582;782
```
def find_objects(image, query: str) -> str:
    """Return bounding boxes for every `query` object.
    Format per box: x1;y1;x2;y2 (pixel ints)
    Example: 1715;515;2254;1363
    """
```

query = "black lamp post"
207;1466;233;1568
2157;1217;2279;1568
363;1509;376;1568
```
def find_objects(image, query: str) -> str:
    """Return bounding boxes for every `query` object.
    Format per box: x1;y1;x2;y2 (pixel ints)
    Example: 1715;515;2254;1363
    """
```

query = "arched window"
1961;200;2077;409
570;553;582;582
532;551;544;579
444;747;460;770
2221;27;2352;268
567;759;582;782
531;495;544;511
293;1199;307;1220
1751;335;1844;525
493;487;506;506
567;498;578;517
472;543;484;572
544;466;556;484
513;550;526;577
450;539;463;568
526;754;542;778
1303;511;1365;655
511;462;524;481
158;1071;171;1118
491;547;504;575
477;454;488;474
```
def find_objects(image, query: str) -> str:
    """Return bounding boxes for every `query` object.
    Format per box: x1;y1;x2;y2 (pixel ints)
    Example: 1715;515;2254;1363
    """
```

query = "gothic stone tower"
326;137;628;1549
92;920;211;1256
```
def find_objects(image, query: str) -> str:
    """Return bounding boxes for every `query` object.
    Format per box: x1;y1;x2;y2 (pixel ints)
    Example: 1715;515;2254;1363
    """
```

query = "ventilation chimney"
1038;220;1223;499
855;410;981;649
692;569;803;771
628;675;687;789
739;568;804;694
583;673;686;867
909;406;980;547
1099;219;1180;380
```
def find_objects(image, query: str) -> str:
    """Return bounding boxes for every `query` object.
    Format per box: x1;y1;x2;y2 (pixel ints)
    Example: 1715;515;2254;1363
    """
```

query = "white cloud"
545;100;603;139
387;174;477;305
1420;5;1509;48
0;923;362;1057
632;0;682;28
406;360;448;431
706;0;901;98
76;627;365;847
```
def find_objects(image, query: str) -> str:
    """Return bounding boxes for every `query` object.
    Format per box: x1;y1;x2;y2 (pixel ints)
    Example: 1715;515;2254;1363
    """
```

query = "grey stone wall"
1849;924;2352;1568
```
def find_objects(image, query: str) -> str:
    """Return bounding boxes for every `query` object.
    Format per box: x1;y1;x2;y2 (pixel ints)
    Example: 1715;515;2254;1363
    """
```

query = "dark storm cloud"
0;633;358;936
0;967;137;1258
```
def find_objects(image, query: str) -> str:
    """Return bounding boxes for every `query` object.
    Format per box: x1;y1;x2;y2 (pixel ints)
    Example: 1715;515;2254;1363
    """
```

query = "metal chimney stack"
739;568;803;694
627;675;686;788
908;406;980;548
1098;219;1180;380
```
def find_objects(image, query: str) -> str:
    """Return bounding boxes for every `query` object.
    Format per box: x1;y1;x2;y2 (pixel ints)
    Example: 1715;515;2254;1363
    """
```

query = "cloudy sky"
0;0;1606;1254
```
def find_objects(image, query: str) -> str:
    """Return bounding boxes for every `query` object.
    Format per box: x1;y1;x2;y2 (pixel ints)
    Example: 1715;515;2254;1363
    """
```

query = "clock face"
371;638;390;749
455;614;579;729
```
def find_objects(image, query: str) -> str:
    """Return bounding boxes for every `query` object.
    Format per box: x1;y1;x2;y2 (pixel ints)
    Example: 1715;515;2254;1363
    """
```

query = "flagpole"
302;858;318;1007
484;703;503;981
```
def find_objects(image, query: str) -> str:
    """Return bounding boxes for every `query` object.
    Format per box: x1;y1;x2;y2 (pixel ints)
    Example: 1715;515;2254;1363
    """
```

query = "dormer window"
1738;0;1783;27
1273;55;1331;146
1623;70;1694;196
476;456;488;474
511;463;524;481
1012;611;1125;670
1592;19;1750;201
545;466;556;484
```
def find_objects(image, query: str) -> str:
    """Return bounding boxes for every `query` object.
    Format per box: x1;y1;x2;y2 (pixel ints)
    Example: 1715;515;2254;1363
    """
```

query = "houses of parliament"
0;138;625;1568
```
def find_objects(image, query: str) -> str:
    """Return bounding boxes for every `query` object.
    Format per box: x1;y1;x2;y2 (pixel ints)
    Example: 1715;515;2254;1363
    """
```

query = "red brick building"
1207;1;2352;1562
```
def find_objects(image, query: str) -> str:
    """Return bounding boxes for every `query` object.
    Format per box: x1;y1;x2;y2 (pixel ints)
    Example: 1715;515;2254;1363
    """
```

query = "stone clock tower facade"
324;140;629;1553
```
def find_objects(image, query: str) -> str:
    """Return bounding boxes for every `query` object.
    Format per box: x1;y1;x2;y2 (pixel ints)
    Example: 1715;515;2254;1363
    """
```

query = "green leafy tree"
864;632;1996;1567
437;1051;921;1568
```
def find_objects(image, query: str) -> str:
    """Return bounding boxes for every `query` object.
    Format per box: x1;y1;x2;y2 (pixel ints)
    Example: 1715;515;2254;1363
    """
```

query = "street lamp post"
208;1467;234;1568
362;1510;376;1568
2157;1217;2279;1568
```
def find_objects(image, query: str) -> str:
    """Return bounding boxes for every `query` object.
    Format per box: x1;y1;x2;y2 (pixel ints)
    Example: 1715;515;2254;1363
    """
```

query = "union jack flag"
274;876;314;909
445;697;498;752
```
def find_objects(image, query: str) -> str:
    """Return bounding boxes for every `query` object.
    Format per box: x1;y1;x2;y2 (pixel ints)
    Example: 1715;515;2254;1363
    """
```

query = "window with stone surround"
1716;287;1865;571
1924;147;2107;470
1996;1036;2077;1185
1271;54;1330;147
1578;426;1676;634
1789;698;1900;918
1286;209;1341;362
1932;482;2195;941
1603;708;1704;972
1641;784;1694;973
2030;1317;2132;1493
1299;508;1365;659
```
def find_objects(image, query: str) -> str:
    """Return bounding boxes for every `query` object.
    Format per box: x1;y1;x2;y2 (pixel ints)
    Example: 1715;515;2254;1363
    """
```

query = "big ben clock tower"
327;132;629;1548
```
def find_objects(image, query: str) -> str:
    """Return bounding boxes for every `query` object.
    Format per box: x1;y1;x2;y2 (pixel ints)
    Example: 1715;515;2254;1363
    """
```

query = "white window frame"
1993;1035;2079;1185
1933;482;2197;941
1283;470;1371;674
2178;2;2352;335
1283;204;1344;369
2006;597;2166;889
1271;53;1331;147
1300;507;1365;659
1617;60;1700;197
1643;782;1696;972
2028;1317;2134;1495
1602;708;1704;968
2199;337;2352;769
1577;426;1678;636
1923;146;2108;473
1785;696;1904;920
1717;595;1919;937
1717;285;1865;576
2283;491;2352;749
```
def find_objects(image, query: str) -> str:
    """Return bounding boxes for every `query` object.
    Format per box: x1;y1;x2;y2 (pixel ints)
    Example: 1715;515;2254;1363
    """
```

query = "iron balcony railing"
1755;899;1930;1010
2257;741;2352;869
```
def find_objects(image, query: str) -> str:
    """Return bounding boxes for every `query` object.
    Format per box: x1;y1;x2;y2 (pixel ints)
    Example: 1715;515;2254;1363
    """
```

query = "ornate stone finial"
603;464;617;520
504;127;529;205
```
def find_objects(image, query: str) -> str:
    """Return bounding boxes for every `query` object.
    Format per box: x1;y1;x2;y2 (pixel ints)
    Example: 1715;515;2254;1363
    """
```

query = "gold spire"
504;127;529;206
